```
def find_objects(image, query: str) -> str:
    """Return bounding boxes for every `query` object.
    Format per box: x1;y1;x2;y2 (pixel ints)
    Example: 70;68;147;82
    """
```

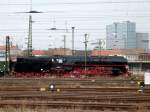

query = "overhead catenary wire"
0;0;149;50
1;1;150;6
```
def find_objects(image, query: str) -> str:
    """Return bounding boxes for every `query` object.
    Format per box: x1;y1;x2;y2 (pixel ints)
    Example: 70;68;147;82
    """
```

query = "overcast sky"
0;0;150;50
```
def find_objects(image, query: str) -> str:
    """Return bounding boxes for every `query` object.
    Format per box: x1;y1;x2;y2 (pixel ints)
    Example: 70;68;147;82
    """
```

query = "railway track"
0;100;149;111
0;77;140;86
0;92;150;103
0;86;150;93
0;88;150;111
0;78;149;111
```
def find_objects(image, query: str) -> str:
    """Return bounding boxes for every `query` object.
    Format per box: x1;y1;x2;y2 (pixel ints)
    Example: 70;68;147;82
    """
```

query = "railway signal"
49;84;55;92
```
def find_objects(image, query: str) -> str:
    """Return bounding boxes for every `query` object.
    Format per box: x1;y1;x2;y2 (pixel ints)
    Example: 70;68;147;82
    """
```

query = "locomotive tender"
14;55;129;77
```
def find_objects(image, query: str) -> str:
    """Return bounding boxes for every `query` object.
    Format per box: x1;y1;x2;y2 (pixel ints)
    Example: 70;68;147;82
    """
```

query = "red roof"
91;49;145;56
32;50;46;56
0;45;19;50
92;49;120;56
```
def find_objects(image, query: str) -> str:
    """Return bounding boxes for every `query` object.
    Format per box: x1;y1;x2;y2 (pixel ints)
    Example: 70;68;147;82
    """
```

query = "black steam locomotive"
14;55;129;77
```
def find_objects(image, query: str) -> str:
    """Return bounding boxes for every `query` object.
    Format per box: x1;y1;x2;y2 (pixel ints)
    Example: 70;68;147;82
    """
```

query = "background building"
91;48;145;61
32;50;47;56
47;48;72;56
106;21;136;49
136;33;149;50
0;45;22;61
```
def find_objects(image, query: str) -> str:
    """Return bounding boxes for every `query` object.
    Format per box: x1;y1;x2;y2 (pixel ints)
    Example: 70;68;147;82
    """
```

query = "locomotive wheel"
112;68;121;76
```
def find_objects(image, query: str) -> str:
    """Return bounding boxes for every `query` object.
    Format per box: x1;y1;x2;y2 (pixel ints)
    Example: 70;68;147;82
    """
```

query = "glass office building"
106;21;136;49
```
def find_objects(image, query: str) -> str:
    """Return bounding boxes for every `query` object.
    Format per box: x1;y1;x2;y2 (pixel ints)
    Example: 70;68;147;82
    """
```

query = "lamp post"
19;0;43;56
91;39;105;57
98;39;102;57
27;15;33;56
72;27;75;56
48;26;75;56
5;36;10;74
84;34;88;75
62;35;66;55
